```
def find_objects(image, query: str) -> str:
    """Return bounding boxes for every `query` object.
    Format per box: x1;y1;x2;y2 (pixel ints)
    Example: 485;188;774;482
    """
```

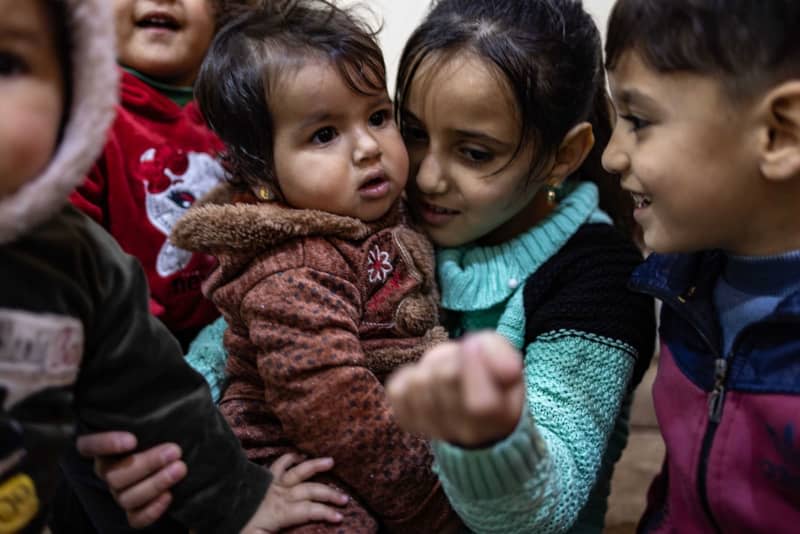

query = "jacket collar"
171;184;403;254
631;251;800;350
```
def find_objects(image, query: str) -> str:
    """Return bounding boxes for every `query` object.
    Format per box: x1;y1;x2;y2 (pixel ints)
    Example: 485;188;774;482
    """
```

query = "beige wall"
367;0;617;91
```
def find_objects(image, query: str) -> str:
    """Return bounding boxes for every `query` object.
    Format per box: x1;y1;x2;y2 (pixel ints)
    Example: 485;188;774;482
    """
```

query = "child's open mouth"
136;13;181;31
358;174;391;199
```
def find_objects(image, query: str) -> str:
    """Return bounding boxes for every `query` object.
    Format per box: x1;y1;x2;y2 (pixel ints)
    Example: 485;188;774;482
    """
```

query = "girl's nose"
413;153;447;195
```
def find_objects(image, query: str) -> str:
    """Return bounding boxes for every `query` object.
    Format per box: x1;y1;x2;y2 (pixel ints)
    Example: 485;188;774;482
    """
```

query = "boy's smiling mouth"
630;192;652;209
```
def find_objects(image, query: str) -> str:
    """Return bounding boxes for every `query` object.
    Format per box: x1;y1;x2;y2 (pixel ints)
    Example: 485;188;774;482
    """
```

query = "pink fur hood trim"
0;0;118;244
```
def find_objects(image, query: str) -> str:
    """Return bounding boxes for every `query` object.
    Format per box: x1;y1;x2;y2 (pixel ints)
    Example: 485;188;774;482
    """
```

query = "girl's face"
403;53;550;248
0;0;63;199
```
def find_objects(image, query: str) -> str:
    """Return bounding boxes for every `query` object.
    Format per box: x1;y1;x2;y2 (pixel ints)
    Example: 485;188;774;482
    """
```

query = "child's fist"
387;331;525;448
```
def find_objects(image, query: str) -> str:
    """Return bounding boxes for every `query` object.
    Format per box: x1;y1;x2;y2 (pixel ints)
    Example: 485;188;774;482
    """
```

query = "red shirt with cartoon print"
71;69;223;346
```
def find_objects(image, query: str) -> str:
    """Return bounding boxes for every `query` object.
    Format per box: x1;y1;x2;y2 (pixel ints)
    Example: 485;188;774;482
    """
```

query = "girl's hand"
241;453;349;533
387;331;525;448
76;432;186;528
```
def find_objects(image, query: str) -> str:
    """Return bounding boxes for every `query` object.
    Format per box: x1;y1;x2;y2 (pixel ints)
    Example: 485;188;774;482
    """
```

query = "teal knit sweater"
433;182;640;533
185;183;650;533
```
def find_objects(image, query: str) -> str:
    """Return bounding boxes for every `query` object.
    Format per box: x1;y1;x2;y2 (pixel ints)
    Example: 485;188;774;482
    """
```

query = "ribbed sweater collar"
438;182;600;311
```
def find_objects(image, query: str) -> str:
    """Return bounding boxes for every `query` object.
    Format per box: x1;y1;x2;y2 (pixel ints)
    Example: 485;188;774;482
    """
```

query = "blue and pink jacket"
631;252;800;533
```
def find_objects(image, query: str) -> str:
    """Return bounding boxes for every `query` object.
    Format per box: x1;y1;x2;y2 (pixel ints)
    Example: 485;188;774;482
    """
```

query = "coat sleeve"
238;265;456;531
74;221;269;534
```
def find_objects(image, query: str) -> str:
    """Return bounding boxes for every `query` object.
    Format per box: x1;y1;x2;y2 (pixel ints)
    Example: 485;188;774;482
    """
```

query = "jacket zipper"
656;291;727;532
697;356;727;533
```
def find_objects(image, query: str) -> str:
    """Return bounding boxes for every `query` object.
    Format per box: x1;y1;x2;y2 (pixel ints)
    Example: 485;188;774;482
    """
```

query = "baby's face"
270;60;409;222
114;0;215;86
0;0;63;199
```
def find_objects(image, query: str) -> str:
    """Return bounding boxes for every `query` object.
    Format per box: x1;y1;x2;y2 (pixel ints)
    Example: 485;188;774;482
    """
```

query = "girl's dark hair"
195;0;386;191
396;0;633;234
606;0;800;100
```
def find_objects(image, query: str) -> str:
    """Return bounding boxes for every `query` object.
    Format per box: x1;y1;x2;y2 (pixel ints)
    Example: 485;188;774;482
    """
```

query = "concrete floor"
604;360;665;533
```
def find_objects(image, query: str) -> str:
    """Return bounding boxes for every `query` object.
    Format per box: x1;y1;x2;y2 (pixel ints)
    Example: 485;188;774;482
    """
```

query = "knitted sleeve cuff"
185;316;229;403
432;407;548;501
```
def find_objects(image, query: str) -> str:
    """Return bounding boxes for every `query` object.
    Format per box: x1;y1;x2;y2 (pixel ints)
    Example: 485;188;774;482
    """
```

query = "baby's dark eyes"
311;127;337;144
369;109;390;127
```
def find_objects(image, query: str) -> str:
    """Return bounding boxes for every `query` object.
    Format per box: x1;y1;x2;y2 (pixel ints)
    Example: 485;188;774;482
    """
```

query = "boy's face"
0;0;64;199
270;60;409;222
114;0;215;86
603;50;764;255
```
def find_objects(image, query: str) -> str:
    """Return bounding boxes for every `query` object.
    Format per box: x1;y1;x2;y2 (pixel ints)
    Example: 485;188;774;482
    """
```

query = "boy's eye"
620;114;651;133
311;127;337;144
0;52;27;77
369;109;390;127
461;147;493;163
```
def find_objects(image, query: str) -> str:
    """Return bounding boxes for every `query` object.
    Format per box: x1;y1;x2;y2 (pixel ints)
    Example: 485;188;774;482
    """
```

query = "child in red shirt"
70;0;238;348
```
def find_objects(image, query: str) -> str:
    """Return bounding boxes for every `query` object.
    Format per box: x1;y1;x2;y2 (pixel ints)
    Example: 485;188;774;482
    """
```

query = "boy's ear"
547;122;595;187
760;81;800;182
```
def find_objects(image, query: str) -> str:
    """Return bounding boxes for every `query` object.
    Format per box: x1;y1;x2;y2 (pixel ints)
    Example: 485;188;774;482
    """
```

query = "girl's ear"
760;81;800;182
546;122;595;187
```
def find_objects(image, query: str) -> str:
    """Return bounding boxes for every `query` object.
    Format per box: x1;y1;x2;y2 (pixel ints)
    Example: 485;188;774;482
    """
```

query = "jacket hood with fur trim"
0;0;118;244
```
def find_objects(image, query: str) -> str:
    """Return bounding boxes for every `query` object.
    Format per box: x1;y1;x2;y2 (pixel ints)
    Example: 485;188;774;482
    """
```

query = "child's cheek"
0;85;63;196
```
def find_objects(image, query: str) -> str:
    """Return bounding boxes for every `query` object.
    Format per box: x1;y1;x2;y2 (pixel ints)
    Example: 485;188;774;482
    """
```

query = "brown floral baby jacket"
171;187;459;533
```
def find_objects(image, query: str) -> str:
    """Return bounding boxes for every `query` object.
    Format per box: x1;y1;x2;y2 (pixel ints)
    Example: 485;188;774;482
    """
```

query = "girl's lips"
418;200;459;226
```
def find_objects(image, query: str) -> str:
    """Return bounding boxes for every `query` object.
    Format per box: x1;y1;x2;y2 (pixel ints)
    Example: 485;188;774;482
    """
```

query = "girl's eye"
0;52;27;77
311;127;337;144
620;114;651;133
369;109;390;127
402;125;428;143
461;147;493;163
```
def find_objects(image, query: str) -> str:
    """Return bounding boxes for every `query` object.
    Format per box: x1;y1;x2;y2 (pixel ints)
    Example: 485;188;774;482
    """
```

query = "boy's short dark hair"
606;0;800;99
196;0;385;192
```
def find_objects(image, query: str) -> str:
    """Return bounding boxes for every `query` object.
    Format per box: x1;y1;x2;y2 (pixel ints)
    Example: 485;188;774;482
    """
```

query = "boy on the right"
602;1;800;532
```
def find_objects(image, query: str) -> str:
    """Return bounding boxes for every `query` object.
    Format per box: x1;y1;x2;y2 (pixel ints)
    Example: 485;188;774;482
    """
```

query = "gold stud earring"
545;186;558;207
257;186;273;201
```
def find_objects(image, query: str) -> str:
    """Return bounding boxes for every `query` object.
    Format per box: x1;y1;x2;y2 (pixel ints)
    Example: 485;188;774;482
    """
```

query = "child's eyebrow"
298;95;393;130
617;88;660;110
298;111;340;130
454;129;512;148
